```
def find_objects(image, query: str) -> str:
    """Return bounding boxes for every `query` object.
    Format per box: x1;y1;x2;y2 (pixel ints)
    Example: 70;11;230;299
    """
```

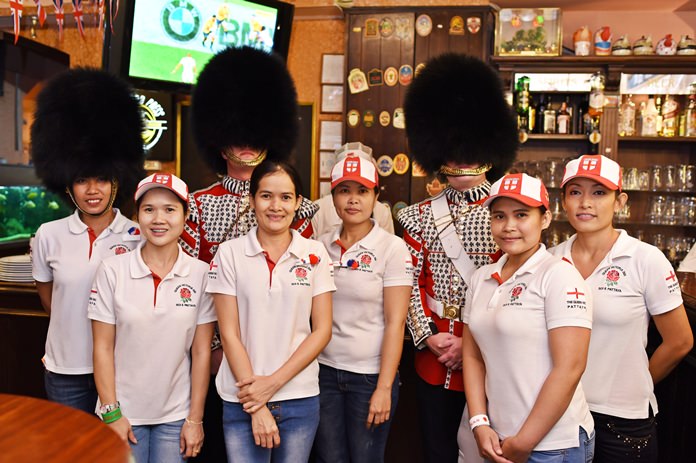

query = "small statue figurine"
633;35;654;55
611;35;632;56
573;26;591;56
656;34;678;55
677;35;696;55
594;26;612;56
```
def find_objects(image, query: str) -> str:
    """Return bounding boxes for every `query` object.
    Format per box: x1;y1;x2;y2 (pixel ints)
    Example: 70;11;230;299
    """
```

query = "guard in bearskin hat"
396;53;517;463
181;46;317;264
180;46;317;463
30;69;145;414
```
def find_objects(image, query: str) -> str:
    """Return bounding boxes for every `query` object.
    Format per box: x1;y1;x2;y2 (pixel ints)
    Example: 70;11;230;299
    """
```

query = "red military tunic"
397;182;500;391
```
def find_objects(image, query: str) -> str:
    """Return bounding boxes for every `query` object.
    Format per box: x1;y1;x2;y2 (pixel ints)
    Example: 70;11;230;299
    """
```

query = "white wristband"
469;414;490;431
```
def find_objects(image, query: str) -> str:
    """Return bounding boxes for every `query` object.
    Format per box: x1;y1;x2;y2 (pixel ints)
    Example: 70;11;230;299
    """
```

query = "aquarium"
0;185;72;243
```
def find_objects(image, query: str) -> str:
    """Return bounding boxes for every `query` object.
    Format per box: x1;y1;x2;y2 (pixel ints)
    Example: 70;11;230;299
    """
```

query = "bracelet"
185;417;203;425
469;414;490;431
102;407;122;424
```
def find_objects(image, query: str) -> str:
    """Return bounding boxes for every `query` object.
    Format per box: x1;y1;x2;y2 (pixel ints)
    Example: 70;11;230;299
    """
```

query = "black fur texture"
404;53;518;181
31;68;145;207
191;47;298;174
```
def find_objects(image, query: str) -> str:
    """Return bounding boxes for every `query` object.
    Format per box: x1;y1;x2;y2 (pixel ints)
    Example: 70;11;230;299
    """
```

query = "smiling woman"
90;173;216;463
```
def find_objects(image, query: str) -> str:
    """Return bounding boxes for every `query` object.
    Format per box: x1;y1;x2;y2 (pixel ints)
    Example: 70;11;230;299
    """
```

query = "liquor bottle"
588;72;605;118
536;95;547;134
544;97;557;134
641;95;659;136
557;100;571;134
577;96;590;135
516;76;531;132
686;82;696;137
528;95;536;133
655;95;664;136
661;94;679;137
566;96;576;133
618;94;636;136
635;100;646;136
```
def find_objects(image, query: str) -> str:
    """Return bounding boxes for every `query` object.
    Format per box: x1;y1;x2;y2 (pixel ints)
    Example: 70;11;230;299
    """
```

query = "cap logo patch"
503;177;520;191
154;174;171;185
345;159;359;173
580;158;599;172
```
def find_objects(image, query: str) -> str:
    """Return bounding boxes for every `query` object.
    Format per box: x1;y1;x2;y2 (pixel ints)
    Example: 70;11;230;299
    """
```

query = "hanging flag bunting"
53;0;65;39
98;0;105;30
9;0;23;44
72;0;85;39
34;0;47;27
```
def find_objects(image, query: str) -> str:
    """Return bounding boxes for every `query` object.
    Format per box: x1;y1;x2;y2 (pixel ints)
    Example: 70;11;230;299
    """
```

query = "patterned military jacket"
397;182;500;391
180;175;317;264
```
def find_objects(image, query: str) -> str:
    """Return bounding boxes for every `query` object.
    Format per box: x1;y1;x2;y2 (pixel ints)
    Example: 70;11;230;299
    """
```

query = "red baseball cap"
561;154;622;190
331;154;379;190
483;173;550;209
134;173;189;202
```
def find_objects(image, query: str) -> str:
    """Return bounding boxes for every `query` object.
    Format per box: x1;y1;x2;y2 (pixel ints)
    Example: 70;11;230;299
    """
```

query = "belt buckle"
443;304;460;320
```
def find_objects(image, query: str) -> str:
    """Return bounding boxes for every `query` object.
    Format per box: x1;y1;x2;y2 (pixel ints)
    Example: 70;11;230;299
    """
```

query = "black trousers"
591;410;658;463
415;375;466;463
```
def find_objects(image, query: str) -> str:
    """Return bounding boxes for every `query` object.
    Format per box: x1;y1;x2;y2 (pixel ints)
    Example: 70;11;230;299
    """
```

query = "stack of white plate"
0;255;33;283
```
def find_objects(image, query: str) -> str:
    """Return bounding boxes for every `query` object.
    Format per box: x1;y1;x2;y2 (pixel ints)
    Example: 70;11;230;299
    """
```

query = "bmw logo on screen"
162;0;201;42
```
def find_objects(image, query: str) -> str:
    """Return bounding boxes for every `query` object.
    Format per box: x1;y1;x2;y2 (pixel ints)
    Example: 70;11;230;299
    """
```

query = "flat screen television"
103;0;294;93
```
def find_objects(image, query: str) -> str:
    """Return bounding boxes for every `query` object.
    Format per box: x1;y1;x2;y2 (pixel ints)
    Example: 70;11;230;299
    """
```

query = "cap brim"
483;193;546;209
560;173;620;191
134;183;188;202
331;177;378;190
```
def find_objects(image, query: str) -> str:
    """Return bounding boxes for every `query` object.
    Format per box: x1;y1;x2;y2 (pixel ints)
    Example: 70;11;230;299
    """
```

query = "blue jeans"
130;419;186;463
527;427;595;463
314;365;399;463
591;411;657;463
222;396;319;463
44;370;97;415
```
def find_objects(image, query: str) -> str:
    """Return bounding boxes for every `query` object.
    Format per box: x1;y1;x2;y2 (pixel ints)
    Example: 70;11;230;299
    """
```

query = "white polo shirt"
317;221;413;374
87;242;217;425
32;209;141;374
207;228;335;403
311;194;395;237
463;245;594;451
550;230;683;419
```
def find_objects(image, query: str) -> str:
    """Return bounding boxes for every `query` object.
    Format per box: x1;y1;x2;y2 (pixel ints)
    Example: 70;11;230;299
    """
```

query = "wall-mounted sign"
135;90;173;161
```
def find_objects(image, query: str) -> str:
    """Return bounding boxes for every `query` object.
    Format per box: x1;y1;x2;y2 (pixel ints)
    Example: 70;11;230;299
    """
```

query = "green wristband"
102;407;122;424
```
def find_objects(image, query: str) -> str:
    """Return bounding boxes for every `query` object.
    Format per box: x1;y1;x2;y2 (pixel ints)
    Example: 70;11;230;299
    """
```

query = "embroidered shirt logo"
565;286;589;311
665;270;680;294
290;263;312;286
111;244;130;255
175;284;196;307
510;284;524;302
605;269;621;286
295;267;308;282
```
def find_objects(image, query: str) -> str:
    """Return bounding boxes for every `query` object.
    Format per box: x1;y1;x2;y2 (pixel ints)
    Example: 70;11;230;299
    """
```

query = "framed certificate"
321;84;344;114
319;120;343;151
321;54;345;84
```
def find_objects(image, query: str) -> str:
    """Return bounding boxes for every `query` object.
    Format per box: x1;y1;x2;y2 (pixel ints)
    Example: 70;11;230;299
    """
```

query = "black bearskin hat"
404;53;518;181
31;68;145;207
192;46;298;174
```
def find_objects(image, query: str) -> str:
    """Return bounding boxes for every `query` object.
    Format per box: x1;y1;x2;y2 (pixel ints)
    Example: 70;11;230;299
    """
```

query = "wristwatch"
99;401;120;415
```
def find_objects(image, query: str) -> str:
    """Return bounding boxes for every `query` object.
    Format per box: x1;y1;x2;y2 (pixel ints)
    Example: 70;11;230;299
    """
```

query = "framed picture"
319;120;343;151
321;54;345;84
319;181;332;198
319;150;336;178
495;8;562;56
321;84;344;114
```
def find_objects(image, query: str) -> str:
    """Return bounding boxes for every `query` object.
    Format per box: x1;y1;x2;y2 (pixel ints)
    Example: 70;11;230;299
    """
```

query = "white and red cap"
561;154;622;190
483;173;550;209
134;173;189;202
331;154;379;190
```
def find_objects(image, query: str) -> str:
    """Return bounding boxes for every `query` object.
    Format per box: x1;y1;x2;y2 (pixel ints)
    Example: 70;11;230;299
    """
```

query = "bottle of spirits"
588;72;605;119
655;95;664;136
577;96;590;135
642;95;659;136
686;82;696;137
536;95;547;134
544;97;557;134
661;94;679;137
528;95;536;133
635;100;646;136
557;100;571;134
618;94;636;136
516;76;531;133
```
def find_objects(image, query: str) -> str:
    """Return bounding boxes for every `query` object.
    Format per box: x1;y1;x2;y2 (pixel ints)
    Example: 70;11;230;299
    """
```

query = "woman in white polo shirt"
462;173;595;463
90;174;216;462
313;154;412;462
550;154;693;463
30;69;145;414
207;160;335;463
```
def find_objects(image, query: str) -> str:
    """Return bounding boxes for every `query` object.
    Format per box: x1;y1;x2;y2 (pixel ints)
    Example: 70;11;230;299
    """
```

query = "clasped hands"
237;375;281;449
